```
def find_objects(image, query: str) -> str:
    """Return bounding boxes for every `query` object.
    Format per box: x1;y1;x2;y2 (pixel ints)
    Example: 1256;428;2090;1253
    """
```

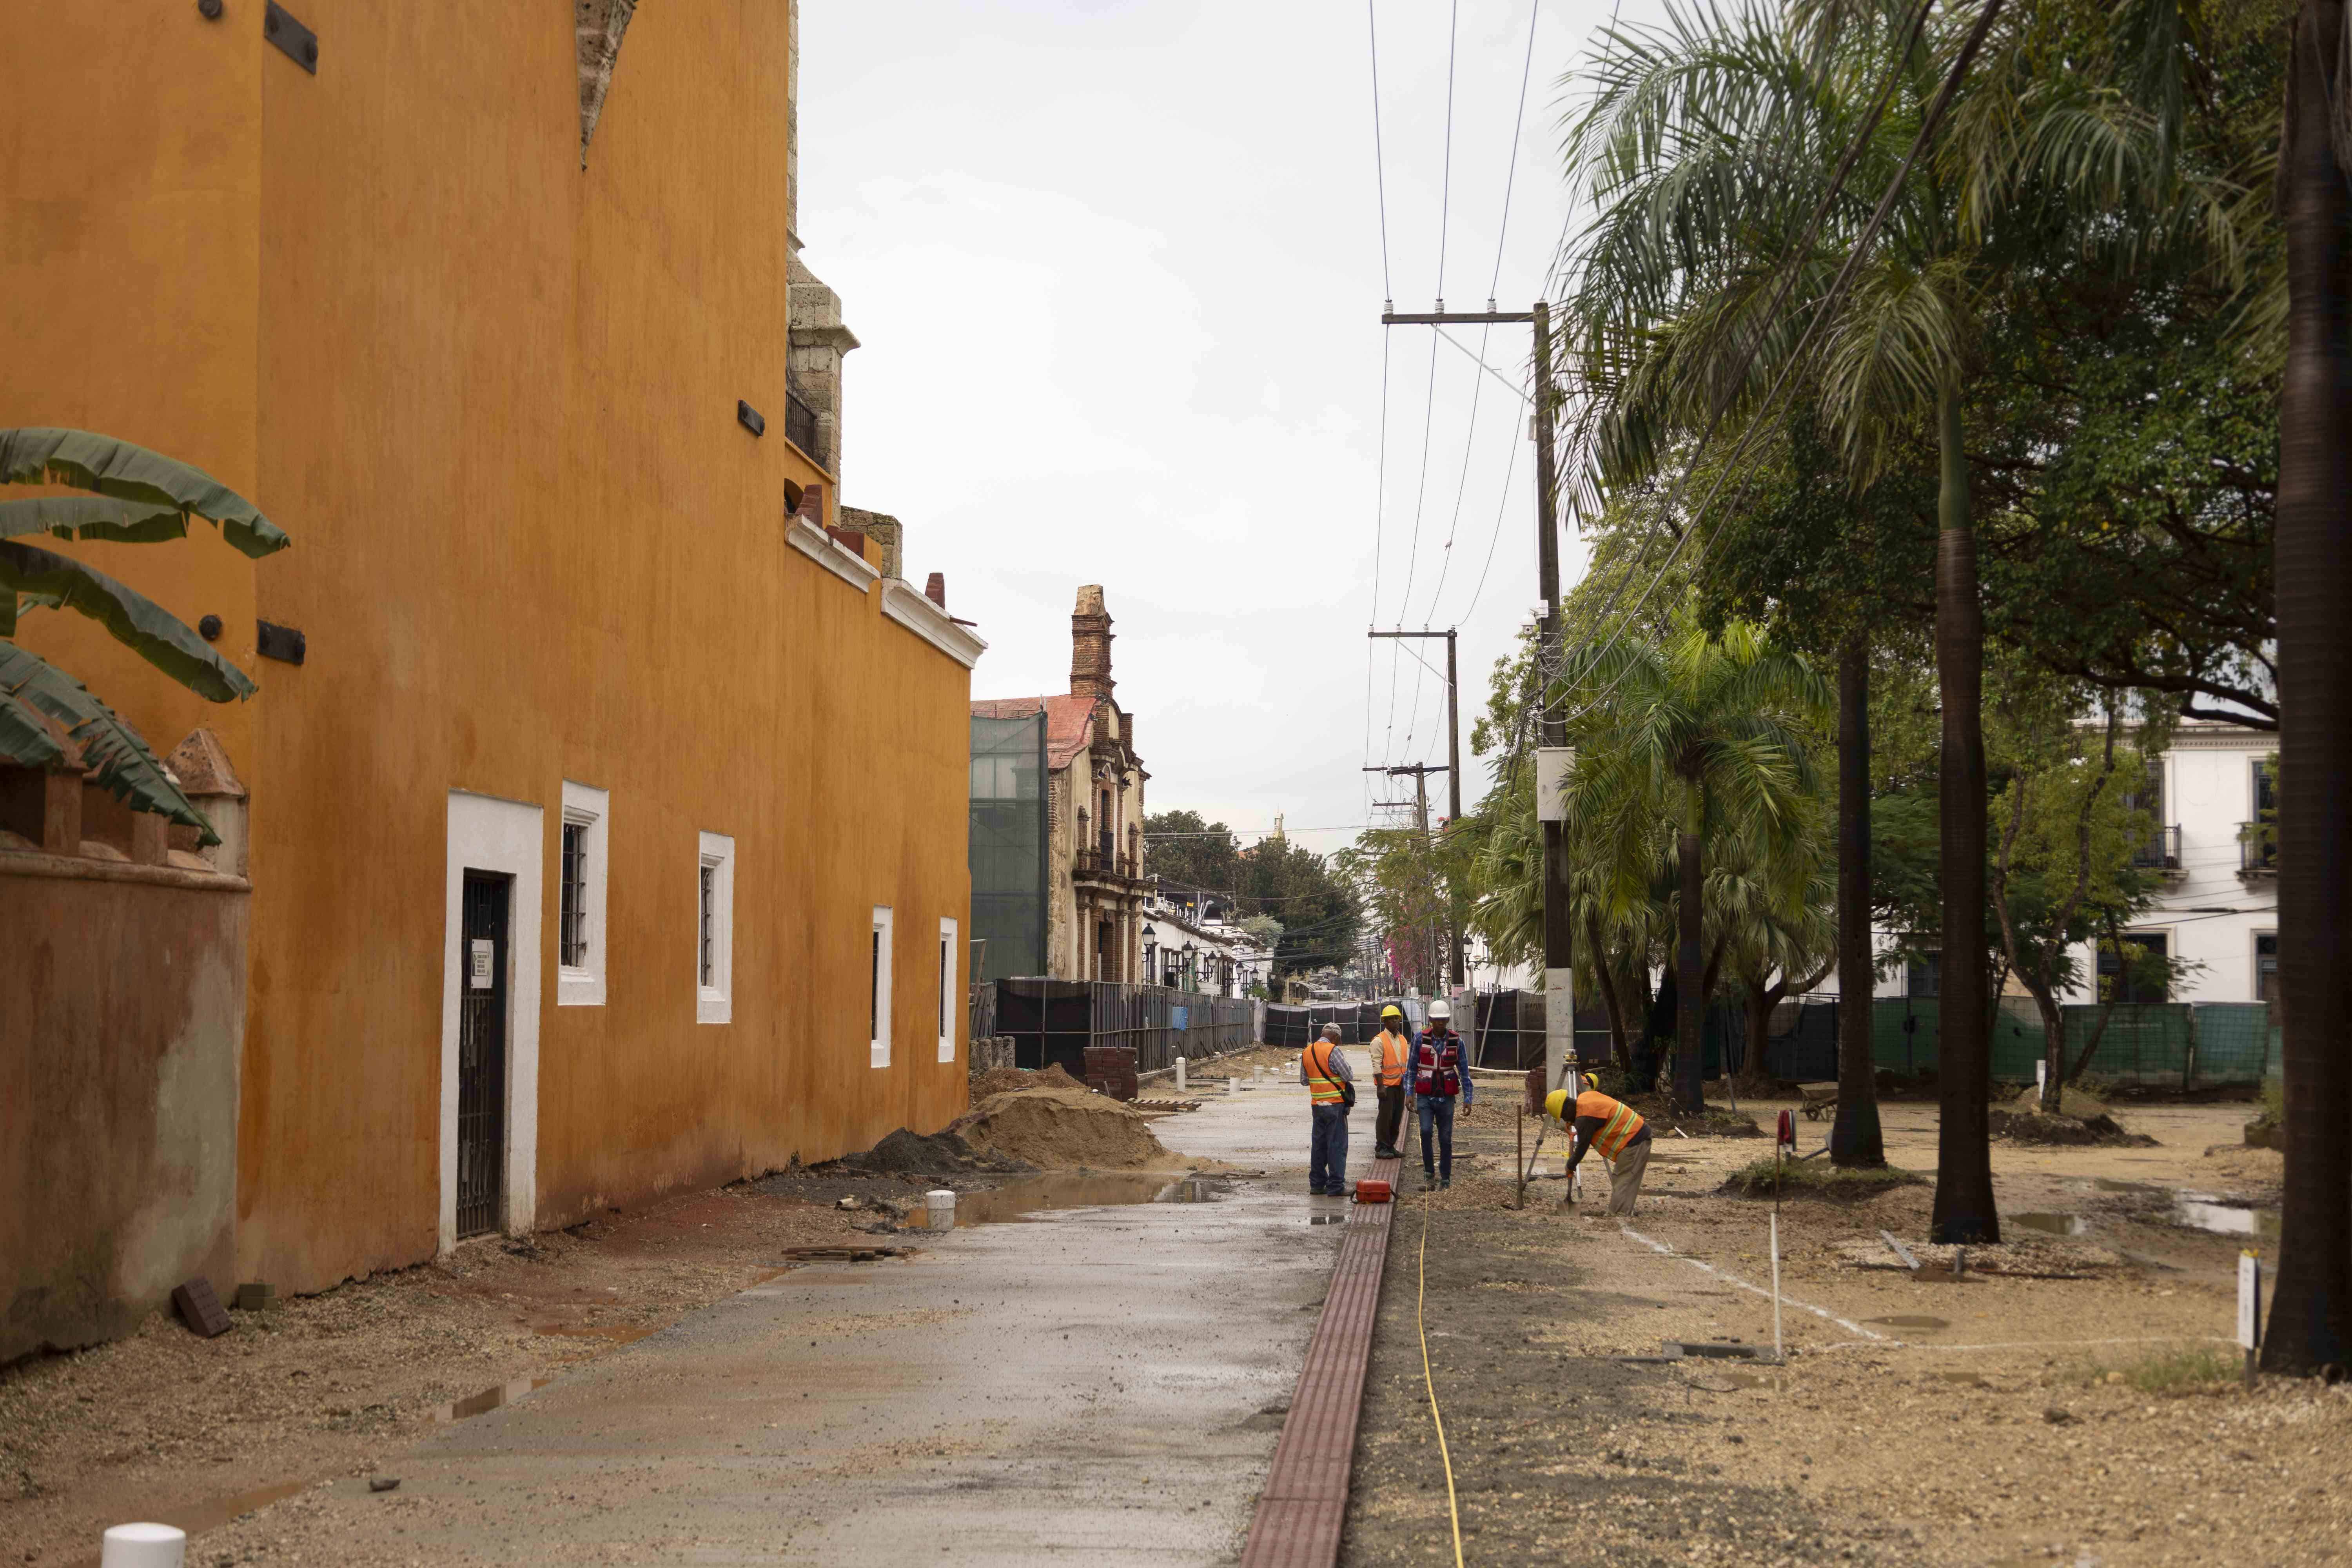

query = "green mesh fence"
1866;998;2271;1087
2190;1004;2274;1086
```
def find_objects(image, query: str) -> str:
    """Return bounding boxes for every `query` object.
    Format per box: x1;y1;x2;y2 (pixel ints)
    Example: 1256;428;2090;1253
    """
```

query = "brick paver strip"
1238;1149;1402;1568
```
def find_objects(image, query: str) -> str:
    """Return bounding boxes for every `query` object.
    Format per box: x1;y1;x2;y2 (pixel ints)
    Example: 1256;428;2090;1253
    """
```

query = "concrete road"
246;1055;1357;1565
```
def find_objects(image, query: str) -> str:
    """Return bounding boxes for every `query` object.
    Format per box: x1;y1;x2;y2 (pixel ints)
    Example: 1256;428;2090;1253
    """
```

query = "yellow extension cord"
1416;1190;1466;1568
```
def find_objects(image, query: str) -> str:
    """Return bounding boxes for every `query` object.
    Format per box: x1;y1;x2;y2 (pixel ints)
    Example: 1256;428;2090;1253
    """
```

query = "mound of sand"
1619;1094;1763;1138
966;1062;1090;1101
949;1084;1192;1171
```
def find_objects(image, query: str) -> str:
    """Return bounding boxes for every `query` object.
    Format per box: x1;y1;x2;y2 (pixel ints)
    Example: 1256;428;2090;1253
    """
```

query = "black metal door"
456;872;510;1240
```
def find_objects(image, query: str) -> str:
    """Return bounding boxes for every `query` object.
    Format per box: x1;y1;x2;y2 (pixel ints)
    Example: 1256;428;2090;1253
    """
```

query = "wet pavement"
231;1051;1359;1564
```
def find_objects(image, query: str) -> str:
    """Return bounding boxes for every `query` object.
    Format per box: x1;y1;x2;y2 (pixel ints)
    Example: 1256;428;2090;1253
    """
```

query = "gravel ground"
2;1175;927;1566
1342;1096;2352;1567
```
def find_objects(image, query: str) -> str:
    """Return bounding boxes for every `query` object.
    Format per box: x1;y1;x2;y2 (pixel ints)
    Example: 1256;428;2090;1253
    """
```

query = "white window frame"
697;832;734;1024
871;905;895;1068
937;916;959;1064
557;782;609;1007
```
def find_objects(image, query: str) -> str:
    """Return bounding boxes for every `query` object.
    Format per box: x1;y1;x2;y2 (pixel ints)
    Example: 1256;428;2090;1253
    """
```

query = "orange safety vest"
1575;1089;1646;1160
1374;1028;1412;1087
1303;1041;1348;1105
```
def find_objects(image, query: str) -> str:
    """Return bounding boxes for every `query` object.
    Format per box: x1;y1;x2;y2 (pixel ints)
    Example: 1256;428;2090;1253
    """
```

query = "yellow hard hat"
1544;1089;1572;1122
1381;1004;1404;1019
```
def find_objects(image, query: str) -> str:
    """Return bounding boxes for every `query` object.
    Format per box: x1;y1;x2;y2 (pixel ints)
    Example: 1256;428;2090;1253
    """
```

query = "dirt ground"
1344;1093;2351;1567
0;1155;1035;1567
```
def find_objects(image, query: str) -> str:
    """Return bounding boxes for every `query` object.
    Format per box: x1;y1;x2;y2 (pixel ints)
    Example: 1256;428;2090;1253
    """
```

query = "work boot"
1440;1176;1452;1190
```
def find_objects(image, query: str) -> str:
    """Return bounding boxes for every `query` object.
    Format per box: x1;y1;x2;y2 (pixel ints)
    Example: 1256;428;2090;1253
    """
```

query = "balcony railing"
2129;824;2182;872
1075;845;1143;882
2240;821;2278;874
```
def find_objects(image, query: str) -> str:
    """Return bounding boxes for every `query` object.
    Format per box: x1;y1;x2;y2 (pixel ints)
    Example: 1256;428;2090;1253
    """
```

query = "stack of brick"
1083;1045;1140;1102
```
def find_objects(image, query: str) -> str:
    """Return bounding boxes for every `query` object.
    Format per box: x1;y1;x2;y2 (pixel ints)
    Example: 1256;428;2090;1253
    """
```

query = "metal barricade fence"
992;979;1254;1079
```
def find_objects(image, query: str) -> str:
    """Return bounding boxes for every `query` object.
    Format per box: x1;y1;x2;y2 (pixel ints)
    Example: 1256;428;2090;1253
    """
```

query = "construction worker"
1409;1000;1472;1189
1546;1083;1652;1215
1371;1004;1413;1158
1301;1023;1355;1196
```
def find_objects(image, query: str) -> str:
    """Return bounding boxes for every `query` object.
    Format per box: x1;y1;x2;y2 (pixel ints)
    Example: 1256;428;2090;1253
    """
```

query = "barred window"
560;821;590;967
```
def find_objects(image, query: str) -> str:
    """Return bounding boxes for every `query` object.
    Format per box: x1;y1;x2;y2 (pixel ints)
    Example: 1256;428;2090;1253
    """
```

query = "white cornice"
880;578;987;668
787;517;879;591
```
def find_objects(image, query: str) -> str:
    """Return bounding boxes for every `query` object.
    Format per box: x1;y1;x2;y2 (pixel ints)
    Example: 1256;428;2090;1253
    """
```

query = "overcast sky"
800;0;1657;853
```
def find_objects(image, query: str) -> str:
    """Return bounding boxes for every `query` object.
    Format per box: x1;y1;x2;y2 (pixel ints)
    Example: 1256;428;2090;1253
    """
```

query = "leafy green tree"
1;429;290;841
1557;614;1831;1112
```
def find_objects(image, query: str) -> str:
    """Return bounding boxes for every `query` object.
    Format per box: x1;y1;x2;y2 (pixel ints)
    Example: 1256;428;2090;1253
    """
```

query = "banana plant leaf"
0;428;290;559
0;686;67;771
0;539;257;702
0;495;200;547
0;642;216;845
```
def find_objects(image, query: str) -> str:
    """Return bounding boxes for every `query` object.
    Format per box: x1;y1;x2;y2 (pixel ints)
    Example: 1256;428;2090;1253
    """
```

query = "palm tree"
2265;0;2352;1377
1;429;290;841
1555;0;2249;1237
1557;615;1831;1112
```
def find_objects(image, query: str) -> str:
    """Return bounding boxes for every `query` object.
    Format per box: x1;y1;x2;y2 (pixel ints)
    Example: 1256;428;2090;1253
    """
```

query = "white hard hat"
1427;999;1452;1020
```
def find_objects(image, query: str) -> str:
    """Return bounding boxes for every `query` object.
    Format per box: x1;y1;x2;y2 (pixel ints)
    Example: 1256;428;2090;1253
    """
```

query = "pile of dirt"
966;1062;1089;1101
1619;1094;1763;1138
838;1126;1033;1177
1988;1106;2158;1147
1717;1156;1926;1200
949;1084;1193;1171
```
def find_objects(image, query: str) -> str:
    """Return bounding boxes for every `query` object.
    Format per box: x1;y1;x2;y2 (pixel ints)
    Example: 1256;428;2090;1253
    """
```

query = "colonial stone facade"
973;586;1149;981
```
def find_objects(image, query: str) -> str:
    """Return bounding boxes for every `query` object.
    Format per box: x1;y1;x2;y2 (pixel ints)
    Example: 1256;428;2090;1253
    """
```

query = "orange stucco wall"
3;3;971;1292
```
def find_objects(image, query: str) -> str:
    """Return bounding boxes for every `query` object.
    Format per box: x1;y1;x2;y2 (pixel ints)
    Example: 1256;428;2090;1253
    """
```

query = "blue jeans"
1418;1096;1458;1180
1310;1103;1350;1192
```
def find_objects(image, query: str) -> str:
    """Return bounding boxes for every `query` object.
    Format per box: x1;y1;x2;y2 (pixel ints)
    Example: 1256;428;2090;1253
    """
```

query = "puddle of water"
949;1171;1225;1225
434;1377;551;1423
2174;1198;2279;1239
2093;1178;2158;1194
2011;1212;2089;1237
1866;1314;1950;1330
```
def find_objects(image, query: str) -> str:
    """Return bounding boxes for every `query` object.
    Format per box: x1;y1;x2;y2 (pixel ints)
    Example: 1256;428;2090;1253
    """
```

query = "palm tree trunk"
2266;0;2352;1377
1831;635;1885;1167
1676;786;1706;1113
1930;368;1999;1245
1588;910;1633;1068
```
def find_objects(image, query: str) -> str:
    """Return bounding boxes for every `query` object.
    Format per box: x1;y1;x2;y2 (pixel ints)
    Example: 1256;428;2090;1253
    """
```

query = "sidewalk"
187;1057;1355;1565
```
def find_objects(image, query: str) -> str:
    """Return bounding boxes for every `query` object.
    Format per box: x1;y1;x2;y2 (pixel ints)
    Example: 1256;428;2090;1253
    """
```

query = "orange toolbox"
1352;1178;1393;1204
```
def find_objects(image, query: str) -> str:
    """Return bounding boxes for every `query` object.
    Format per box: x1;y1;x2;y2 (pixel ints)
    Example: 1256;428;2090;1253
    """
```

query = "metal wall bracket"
736;399;766;437
256;620;306;665
264;3;317;73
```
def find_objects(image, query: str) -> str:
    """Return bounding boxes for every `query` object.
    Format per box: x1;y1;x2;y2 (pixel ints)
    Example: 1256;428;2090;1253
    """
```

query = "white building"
1140;891;1275;998
1865;720;2277;1005
2057;720;2277;1005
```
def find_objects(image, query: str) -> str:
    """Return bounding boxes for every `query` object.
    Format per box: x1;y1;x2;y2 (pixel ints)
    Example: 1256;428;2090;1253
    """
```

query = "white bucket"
1174;1056;1187;1092
925;1190;956;1230
102;1524;185;1568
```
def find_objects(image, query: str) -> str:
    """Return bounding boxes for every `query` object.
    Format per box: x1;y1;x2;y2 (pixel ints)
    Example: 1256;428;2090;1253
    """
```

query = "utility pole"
1364;762;1449;995
1379;300;1572;1088
1367;628;1465;988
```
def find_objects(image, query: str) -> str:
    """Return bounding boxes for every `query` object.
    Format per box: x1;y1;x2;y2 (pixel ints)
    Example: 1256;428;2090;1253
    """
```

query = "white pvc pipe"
1174;1056;1187;1092
102;1524;185;1568
1769;1213;1784;1360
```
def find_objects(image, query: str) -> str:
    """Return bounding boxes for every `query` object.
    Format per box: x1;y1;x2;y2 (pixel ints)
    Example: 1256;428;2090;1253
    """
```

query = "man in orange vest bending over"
1371;1004;1413;1159
1301;1024;1356;1196
1547;1084;1652;1215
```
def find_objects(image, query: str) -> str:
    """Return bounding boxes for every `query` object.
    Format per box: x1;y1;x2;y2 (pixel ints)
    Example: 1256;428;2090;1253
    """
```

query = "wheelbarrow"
1798;1082;1839;1121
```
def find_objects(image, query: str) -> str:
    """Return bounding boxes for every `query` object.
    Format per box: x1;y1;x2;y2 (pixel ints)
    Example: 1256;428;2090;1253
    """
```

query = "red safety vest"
1411;1032;1464;1097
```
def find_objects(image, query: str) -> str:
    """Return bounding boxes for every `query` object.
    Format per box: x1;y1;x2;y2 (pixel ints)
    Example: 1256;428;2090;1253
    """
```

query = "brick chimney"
925;572;946;608
1071;584;1114;702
